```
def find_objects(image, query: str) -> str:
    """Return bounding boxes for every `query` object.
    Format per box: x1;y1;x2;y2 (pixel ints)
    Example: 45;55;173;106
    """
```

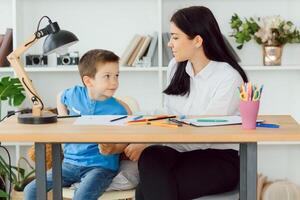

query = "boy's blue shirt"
60;85;127;171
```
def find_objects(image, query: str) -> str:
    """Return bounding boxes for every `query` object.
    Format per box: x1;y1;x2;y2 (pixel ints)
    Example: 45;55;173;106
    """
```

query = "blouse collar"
185;60;216;79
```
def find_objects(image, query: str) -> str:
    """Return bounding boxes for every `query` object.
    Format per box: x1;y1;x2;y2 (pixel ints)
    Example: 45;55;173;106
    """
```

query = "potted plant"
0;158;9;199
0;76;25;120
230;13;300;65
0;76;26;198
0;156;35;200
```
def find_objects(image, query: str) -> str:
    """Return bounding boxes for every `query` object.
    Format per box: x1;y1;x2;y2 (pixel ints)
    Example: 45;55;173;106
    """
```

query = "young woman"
134;6;248;200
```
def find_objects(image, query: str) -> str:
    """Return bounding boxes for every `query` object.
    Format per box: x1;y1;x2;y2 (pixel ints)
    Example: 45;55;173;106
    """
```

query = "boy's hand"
124;144;148;161
99;144;116;155
99;144;128;155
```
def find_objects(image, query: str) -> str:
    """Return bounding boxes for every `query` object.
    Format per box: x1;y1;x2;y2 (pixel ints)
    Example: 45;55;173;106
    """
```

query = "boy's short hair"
78;49;119;79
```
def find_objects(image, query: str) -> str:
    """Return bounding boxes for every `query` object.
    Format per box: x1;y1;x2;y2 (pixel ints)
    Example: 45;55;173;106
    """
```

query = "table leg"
35;143;47;200
240;143;257;200
52;143;63;200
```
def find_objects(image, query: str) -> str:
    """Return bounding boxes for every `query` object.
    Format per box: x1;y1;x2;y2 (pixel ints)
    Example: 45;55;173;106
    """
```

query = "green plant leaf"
237;44;243;49
0;156;36;191
0;189;8;198
0;76;25;107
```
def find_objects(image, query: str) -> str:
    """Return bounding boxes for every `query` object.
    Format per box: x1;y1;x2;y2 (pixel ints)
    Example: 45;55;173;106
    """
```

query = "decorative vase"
11;190;53;200
11;190;23;200
262;45;283;66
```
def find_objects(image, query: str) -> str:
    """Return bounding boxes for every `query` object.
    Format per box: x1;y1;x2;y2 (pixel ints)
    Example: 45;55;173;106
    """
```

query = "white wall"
0;0;12;33
15;0;159;57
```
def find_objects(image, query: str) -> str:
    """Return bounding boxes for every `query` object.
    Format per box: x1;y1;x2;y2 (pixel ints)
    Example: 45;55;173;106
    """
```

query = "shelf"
0;67;14;72
120;66;160;71
0;66;160;72
243;66;300;71
161;65;300;71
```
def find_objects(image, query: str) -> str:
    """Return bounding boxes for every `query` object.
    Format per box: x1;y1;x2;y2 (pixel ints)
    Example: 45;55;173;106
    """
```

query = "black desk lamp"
7;16;78;124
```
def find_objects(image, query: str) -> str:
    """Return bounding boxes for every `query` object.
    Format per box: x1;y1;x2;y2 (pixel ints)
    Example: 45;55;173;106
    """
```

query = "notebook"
172;116;264;127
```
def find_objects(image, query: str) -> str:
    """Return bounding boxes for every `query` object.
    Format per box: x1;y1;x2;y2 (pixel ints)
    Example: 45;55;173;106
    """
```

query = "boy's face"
84;62;119;100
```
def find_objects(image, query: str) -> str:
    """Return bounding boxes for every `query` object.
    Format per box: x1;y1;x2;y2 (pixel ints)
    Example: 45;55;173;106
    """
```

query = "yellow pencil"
150;122;178;128
127;121;149;125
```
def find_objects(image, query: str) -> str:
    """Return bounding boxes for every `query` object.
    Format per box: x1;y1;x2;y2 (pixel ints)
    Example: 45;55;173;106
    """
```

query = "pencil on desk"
127;121;148;125
127;115;176;123
148;115;176;121
127;121;179;128
150;122;178;128
110;115;127;122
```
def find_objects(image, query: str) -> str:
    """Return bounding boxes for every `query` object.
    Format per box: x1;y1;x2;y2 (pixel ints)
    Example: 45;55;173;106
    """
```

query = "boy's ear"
82;76;93;87
194;35;203;48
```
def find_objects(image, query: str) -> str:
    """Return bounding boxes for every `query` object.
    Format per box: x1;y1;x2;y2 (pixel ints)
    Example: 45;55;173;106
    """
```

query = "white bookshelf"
0;66;161;72
161;65;300;71
1;0;300;185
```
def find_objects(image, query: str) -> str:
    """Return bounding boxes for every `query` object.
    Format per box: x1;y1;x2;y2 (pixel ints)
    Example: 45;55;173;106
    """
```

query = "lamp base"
18;113;57;124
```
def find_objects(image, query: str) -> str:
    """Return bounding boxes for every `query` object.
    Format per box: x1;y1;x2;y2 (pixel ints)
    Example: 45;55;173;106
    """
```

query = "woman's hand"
124;144;148;161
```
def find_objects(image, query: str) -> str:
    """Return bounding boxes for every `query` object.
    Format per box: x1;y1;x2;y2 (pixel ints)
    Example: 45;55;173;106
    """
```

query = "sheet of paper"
73;115;136;126
181;116;263;127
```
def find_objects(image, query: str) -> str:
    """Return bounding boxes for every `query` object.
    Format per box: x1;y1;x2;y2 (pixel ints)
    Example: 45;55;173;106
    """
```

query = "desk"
1;115;300;200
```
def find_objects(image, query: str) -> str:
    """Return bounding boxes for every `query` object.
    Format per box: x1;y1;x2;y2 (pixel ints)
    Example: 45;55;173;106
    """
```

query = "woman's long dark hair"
164;6;248;96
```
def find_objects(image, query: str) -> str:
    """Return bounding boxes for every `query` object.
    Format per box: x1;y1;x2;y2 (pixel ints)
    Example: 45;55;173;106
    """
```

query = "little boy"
24;49;131;200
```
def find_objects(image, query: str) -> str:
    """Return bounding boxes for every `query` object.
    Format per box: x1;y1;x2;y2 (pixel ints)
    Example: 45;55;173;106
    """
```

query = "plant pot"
263;45;283;66
11;190;23;200
11;190;53;200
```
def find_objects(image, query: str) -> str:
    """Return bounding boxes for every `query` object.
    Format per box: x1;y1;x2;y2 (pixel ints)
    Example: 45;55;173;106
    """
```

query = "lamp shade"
43;30;78;55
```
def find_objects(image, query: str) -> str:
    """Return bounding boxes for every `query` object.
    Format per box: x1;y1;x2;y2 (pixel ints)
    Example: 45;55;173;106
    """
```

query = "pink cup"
239;101;260;129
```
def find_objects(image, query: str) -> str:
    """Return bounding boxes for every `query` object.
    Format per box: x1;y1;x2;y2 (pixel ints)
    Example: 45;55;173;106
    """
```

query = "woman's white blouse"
164;58;243;151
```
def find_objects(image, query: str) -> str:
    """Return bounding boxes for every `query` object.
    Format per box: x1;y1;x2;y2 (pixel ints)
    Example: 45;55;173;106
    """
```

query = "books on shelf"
133;35;151;67
120;34;143;66
162;32;173;66
0;28;13;67
142;32;158;67
121;32;158;67
0;34;4;47
127;36;146;66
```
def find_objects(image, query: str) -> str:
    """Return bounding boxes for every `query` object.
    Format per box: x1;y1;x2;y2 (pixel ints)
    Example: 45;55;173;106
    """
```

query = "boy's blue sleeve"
60;87;74;108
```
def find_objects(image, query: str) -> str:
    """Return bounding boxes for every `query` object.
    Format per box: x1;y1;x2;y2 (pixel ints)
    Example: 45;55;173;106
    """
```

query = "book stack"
162;32;173;66
120;32;158;67
0;28;13;67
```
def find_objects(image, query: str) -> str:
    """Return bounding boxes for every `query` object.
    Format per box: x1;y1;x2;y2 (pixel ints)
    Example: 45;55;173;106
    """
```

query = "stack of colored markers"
238;82;263;101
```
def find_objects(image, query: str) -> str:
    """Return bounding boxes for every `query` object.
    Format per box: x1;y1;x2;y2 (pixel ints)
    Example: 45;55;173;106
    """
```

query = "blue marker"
133;115;143;121
179;115;186;119
256;123;280;128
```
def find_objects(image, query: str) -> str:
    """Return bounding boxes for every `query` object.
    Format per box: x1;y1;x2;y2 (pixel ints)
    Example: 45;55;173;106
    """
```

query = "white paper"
181;116;263;127
73;115;136;126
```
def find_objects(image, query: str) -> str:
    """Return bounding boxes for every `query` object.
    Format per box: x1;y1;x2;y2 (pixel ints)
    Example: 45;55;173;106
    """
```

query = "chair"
62;96;140;200
116;96;140;115
62;188;135;200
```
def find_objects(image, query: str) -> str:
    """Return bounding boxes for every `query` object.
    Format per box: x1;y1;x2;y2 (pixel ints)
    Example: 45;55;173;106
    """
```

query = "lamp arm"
7;34;43;117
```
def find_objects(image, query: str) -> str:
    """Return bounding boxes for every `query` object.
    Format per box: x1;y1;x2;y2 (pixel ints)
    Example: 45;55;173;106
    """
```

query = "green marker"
197;119;228;122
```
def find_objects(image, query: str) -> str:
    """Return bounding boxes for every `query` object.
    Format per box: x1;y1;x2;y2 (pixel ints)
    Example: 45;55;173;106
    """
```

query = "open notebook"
173;116;263;127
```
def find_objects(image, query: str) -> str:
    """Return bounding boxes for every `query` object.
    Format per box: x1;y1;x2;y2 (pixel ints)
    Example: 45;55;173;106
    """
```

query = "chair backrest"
117;96;140;115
